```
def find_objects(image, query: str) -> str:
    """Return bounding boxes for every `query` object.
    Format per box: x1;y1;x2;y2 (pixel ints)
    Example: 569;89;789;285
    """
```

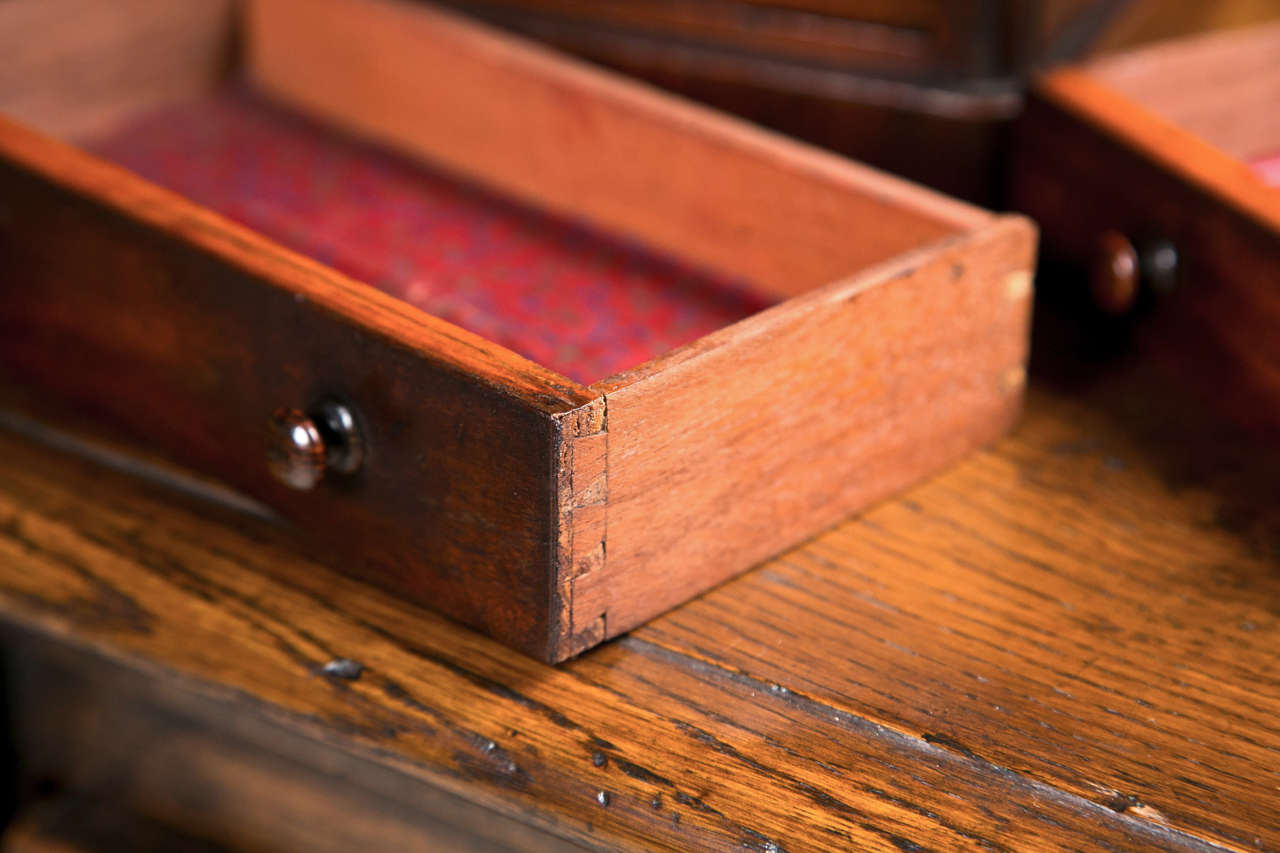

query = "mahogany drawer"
0;0;1034;662
1012;22;1280;430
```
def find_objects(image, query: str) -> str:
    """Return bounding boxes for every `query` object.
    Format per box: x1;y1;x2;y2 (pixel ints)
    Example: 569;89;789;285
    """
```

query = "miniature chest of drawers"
0;0;1034;662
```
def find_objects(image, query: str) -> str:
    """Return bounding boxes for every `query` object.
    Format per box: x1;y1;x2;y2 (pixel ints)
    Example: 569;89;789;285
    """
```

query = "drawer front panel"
1013;92;1280;430
0;146;569;657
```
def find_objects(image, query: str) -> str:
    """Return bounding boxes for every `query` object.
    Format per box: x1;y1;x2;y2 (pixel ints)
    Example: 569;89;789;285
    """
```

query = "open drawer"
0;0;1034;662
1013;22;1280;429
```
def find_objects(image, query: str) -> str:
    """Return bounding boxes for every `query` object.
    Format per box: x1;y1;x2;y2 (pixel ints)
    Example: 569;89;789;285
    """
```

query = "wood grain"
0;0;235;142
246;0;989;301
577;216;1035;642
5;638;584;853
0;117;591;659
0;0;1027;661
425;0;1022;204
635;364;1280;852
430;0;938;75
2;361;1274;851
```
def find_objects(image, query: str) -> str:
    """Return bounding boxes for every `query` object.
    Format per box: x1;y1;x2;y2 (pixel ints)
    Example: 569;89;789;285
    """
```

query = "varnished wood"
1012;39;1280;430
0;0;1028;660
432;0;939;75
247;0;988;301
0;0;235;142
1083;21;1280;163
580;217;1035;644
0;117;589;660
0;343;1276;849
3;797;229;853
1039;68;1280;239
5;639;582;853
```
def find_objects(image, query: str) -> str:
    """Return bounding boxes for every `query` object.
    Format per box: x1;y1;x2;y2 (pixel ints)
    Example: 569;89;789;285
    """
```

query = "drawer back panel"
0;0;235;140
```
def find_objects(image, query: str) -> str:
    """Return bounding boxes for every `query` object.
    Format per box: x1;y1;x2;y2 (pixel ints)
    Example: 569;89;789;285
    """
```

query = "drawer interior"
0;0;987;386
1081;21;1280;189
82;89;769;384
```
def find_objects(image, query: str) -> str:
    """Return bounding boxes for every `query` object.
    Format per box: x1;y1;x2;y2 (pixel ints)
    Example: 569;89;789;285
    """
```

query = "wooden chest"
1013;22;1280;430
0;0;1034;662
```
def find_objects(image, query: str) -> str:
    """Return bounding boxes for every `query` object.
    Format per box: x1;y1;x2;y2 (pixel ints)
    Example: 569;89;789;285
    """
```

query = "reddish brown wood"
0;0;1027;661
576;217;1035;644
246;0;987;301
0;119;590;660
1083;20;1280;162
424;0;1018;80
0;347;1276;849
1012;38;1280;430
0;0;235;141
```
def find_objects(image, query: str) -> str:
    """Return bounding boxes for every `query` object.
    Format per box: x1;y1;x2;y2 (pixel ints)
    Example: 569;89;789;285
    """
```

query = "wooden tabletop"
0;324;1277;852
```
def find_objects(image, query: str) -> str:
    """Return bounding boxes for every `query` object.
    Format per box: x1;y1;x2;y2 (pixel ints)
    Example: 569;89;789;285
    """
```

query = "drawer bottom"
85;88;773;384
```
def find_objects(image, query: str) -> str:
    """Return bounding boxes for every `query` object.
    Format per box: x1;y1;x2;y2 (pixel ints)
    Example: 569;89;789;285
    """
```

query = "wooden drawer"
0;0;1034;662
1012;22;1280;429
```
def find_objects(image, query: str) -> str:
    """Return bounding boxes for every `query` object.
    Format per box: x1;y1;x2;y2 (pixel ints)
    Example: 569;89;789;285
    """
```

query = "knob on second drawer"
267;399;365;491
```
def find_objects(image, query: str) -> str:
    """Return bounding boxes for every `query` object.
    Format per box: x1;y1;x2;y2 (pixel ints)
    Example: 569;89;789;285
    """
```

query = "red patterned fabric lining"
86;90;772;384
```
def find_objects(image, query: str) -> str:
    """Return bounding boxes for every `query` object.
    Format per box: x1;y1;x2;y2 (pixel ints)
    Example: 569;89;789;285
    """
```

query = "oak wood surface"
579;217;1034;643
4;639;585;853
247;0;988;302
0;340;1276;850
2;796;231;853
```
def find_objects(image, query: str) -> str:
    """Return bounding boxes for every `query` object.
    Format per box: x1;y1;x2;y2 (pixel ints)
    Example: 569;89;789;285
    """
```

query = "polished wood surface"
248;0;986;301
428;0;1004;79
0;117;588;660
1;0;1027;661
586;218;1033;644
1;332;1277;849
1083;21;1280;162
1012;33;1280;431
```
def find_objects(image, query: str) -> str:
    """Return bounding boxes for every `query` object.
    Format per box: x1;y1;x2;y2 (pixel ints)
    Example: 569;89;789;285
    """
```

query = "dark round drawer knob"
267;400;365;491
1091;230;1139;316
1091;230;1179;316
